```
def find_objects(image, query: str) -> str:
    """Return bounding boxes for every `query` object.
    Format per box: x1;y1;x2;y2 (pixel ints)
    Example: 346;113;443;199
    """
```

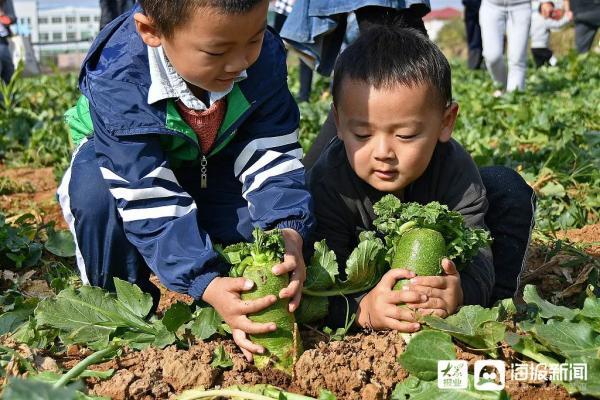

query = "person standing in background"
541;0;599;53
462;0;484;69
0;0;16;84
281;0;431;168
479;0;532;95
99;0;135;30
530;1;572;67
272;0;314;102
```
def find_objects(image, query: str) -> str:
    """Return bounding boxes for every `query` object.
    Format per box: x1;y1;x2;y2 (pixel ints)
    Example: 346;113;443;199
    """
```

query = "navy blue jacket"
69;5;314;299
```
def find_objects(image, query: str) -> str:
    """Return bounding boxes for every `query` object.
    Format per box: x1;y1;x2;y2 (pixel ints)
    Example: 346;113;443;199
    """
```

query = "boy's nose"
373;137;395;160
225;56;250;74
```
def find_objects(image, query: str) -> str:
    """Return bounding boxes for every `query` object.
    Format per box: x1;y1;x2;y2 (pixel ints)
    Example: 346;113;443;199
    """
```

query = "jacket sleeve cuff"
187;260;230;300
276;218;313;243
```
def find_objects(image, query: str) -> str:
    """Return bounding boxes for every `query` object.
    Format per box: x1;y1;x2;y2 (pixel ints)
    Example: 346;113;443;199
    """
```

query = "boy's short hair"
332;26;452;109
139;0;265;38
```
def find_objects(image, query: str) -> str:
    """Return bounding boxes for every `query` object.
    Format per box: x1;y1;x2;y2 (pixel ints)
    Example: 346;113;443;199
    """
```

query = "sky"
20;0;464;10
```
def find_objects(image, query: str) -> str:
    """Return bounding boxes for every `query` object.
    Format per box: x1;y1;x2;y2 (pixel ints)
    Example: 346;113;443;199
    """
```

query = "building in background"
12;0;100;67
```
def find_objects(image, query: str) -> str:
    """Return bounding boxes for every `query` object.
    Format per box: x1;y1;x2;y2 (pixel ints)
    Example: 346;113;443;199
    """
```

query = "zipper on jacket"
200;155;208;189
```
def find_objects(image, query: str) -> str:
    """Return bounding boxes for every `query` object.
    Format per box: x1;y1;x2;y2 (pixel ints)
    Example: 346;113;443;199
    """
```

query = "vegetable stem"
53;342;119;388
518;349;560;366
398;221;417;235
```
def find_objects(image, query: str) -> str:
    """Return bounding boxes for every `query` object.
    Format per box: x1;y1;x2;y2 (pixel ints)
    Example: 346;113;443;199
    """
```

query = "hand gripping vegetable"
222;229;301;374
372;195;491;290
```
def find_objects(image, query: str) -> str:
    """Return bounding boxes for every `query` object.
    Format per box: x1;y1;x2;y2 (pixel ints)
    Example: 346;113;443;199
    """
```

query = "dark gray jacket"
306;137;494;327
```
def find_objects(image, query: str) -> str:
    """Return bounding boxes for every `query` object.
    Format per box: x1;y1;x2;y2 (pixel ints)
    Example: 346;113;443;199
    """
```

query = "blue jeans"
273;13;314;102
280;0;430;76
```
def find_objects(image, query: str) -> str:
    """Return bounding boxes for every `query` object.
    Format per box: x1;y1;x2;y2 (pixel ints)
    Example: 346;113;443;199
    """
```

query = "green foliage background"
1;53;598;231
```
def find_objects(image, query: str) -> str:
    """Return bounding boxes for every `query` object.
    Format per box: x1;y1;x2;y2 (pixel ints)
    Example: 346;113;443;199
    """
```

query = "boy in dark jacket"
58;0;314;360
307;26;535;331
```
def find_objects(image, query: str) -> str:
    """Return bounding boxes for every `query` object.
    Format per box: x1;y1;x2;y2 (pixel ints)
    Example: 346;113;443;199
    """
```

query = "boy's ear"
439;101;459;143
134;12;162;47
332;104;342;140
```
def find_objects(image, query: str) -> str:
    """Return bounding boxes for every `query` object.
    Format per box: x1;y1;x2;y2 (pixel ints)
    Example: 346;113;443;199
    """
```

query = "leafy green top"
303;231;386;297
373;195;491;268
221;228;285;277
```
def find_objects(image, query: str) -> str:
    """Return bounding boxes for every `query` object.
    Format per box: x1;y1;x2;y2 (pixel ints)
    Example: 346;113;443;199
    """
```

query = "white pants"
480;1;531;91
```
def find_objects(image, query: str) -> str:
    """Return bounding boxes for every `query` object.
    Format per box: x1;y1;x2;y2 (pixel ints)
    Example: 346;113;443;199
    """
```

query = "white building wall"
13;2;100;56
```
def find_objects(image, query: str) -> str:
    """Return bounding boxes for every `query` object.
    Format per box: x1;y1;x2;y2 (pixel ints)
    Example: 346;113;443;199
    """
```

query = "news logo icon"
474;360;506;391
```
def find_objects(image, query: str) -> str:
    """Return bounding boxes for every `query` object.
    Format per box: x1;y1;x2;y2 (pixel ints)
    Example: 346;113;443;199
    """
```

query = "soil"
556;224;600;257
150;276;194;316
5;331;568;400
520;235;599;305
0;166;66;229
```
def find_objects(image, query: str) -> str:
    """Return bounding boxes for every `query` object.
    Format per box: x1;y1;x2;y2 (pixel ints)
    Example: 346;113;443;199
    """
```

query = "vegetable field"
0;52;599;400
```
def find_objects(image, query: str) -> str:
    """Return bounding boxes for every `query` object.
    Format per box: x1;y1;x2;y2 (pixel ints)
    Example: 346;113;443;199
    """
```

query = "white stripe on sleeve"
118;203;197;222
239;148;304;183
234;130;299;177
100;167;129;183
57;139;90;284
242;158;303;199
109;186;191;202
142;166;179;184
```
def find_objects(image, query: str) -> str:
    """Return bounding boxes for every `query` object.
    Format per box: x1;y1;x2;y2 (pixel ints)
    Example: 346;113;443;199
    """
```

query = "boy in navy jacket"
58;0;314;361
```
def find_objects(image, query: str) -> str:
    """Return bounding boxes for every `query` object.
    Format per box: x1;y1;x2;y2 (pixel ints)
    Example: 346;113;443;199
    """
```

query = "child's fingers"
279;278;301;300
417;308;448;318
238;295;278;315
279;262;305;299
232;329;264;361
386;305;419;322
272;252;303;275
409;276;447;289
381;269;416;288
441;259;458;275
235;316;277;335
409;284;444;299
388;289;427;305
406;296;446;311
288;287;302;313
384;318;421;332
230;277;256;292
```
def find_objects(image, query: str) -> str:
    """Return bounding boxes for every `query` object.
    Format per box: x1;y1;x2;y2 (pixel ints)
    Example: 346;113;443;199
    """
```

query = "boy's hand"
407;259;463;318
356;269;427;332
272;228;305;313
202;277;277;361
